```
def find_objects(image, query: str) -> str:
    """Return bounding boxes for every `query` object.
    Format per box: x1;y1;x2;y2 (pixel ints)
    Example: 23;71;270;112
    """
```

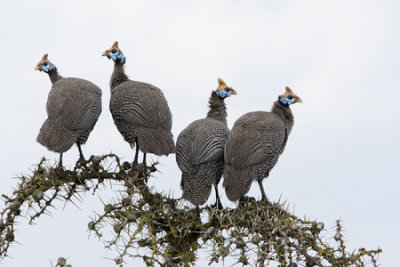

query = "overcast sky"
0;0;399;266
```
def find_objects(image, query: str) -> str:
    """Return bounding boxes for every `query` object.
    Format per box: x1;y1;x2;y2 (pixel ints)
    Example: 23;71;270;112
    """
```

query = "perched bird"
176;78;237;209
35;54;102;167
102;41;175;167
223;86;302;203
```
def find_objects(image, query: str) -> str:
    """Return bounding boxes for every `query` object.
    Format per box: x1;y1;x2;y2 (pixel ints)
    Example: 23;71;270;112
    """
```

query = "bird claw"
211;201;224;210
130;163;149;179
238;196;257;208
260;198;271;206
57;162;64;170
75;157;88;169
239;195;256;203
136;163;146;174
122;161;131;170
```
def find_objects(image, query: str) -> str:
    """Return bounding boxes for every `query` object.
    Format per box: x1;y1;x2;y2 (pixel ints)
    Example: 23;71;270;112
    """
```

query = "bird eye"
42;62;48;66
287;94;294;99
224;87;230;91
111;49;117;54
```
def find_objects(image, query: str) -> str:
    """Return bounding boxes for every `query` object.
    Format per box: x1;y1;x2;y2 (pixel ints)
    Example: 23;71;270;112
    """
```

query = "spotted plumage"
35;54;102;167
176;78;237;207
223;86;302;202
103;42;175;165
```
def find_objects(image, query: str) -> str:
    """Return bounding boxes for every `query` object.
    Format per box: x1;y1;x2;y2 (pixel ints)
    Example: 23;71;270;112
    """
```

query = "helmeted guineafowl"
176;78;237;209
223;86;302;203
102;41;175;167
35;54;102;167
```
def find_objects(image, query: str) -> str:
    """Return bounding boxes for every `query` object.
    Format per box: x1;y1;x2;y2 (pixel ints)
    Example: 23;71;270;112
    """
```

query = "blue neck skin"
42;64;56;73
279;95;295;105
216;89;231;98
110;51;125;64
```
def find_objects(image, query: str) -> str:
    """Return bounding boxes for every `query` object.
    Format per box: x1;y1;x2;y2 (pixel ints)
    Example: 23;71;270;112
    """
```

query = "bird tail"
181;170;214;206
37;119;77;153
223;164;254;201
136;127;176;155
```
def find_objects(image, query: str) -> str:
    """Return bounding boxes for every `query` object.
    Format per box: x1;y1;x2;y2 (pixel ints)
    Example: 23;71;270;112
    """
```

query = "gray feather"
223;101;294;201
109;67;175;155
37;77;102;153
176;91;230;205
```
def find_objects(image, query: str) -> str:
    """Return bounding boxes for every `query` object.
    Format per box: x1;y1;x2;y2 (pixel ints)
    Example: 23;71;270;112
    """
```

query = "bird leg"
58;153;63;169
132;139;140;166
196;205;200;217
76;142;87;167
257;178;270;204
77;143;85;161
213;184;223;209
142;153;147;168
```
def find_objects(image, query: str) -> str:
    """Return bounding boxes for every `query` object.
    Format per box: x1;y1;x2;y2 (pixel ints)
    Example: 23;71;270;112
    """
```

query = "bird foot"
136;163;146;174
260;198;271;206
130;163;151;178
133;162;157;173
130;162;142;172
194;206;202;221
122;161;132;170
57;161;64;170
75;157;88;168
131;160;138;167
211;201;224;210
239;195;256;203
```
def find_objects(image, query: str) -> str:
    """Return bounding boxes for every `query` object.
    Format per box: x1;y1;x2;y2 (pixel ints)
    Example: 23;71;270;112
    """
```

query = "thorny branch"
0;155;381;266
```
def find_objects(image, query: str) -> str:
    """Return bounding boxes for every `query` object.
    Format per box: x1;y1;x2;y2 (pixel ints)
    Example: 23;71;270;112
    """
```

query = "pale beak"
34;65;41;71
230;88;237;95
295;96;303;103
101;51;108;57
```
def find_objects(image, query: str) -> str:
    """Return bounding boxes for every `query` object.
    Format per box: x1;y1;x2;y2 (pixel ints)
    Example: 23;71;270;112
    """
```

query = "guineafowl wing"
192;119;228;165
176;119;228;173
41;78;102;151
226;112;286;170
46;81;73;120
176;125;193;173
110;81;172;131
75;80;102;138
46;78;101;131
77;92;102;131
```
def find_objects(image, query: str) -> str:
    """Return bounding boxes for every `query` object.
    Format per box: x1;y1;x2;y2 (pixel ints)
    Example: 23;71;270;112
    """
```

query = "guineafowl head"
279;86;302;106
102;41;126;64
34;54;56;73
215;78;237;99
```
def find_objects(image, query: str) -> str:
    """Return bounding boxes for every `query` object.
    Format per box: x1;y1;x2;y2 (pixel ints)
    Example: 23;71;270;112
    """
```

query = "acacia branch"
0;155;381;266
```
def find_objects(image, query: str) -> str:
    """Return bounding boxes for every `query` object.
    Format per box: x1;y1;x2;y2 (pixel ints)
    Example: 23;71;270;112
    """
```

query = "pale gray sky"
0;0;399;266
